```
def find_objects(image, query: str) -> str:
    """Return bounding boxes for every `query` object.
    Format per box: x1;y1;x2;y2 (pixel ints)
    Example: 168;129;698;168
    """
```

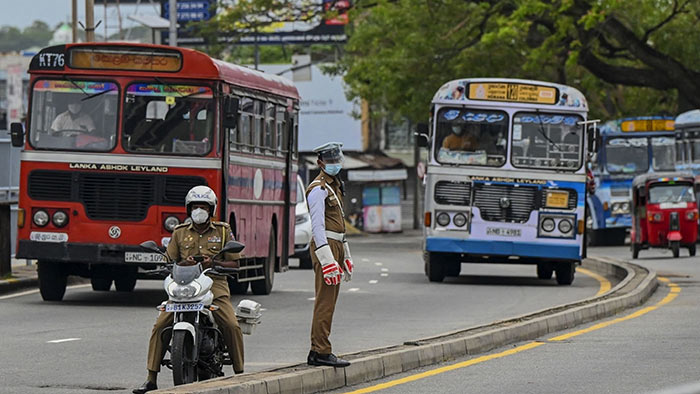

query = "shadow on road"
443;275;558;287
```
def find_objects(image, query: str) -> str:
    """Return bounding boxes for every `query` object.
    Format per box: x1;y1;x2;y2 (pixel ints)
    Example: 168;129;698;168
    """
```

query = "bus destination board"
468;83;558;105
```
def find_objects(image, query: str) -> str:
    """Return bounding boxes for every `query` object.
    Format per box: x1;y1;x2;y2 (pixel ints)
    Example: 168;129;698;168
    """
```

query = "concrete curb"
154;257;657;394
0;276;39;295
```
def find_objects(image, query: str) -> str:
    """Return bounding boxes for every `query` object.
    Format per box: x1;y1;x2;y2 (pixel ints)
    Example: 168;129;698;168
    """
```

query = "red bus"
9;43;299;301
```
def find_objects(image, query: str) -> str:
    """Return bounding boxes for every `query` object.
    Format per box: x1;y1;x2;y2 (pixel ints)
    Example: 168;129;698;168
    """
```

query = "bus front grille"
163;176;207;205
474;184;537;223
434;181;471;205
80;174;154;221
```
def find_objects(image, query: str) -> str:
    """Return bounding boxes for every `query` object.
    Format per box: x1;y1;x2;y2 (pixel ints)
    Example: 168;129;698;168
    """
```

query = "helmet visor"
319;148;344;164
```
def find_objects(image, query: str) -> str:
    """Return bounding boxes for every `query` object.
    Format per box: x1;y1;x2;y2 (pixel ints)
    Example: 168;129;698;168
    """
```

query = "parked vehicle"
139;240;261;386
294;175;313;269
630;173;698;258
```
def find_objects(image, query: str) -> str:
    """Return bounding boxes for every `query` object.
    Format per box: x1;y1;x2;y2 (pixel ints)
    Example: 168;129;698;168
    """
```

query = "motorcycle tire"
171;331;197;385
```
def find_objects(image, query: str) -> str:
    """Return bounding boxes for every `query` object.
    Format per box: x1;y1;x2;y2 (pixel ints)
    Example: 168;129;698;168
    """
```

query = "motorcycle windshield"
172;263;202;285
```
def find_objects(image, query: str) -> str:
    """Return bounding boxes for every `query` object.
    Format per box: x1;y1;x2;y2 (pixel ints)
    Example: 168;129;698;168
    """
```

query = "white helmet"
185;185;217;217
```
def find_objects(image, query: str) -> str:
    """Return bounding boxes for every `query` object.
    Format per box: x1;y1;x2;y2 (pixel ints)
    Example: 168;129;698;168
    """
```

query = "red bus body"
630;173;698;258
15;43;299;300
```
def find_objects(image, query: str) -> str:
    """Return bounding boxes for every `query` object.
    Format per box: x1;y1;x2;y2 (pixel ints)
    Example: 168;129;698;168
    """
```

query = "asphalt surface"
329;245;700;394
0;232;603;394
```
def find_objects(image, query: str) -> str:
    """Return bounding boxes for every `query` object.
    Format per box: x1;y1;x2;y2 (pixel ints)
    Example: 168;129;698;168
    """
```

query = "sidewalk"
0;259;39;295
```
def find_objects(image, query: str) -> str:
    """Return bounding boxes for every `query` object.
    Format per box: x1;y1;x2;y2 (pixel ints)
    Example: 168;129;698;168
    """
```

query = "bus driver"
442;122;478;151
50;101;96;134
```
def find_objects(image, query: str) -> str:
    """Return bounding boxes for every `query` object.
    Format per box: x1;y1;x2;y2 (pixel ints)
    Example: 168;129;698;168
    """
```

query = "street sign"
162;0;213;22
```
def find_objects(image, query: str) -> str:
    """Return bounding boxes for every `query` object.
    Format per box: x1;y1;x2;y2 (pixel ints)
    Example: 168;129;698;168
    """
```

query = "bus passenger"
133;186;245;394
443;123;478;151
50;101;95;133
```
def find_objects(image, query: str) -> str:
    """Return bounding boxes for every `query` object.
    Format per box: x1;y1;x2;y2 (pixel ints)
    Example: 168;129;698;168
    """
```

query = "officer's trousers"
146;275;245;374
310;239;345;354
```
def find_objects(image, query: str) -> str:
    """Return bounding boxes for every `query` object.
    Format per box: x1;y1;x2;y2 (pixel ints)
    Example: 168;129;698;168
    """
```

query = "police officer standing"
306;142;354;368
133;186;245;393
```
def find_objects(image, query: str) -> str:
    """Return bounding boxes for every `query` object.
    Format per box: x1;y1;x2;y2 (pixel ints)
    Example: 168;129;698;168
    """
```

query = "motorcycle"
139;240;261;386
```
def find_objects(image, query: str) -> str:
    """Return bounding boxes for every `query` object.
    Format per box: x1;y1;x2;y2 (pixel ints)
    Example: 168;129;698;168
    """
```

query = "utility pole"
72;0;78;42
169;0;177;46
85;0;95;42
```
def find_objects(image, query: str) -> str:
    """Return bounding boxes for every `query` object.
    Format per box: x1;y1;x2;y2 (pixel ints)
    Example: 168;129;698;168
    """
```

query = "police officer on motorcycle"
133;186;245;394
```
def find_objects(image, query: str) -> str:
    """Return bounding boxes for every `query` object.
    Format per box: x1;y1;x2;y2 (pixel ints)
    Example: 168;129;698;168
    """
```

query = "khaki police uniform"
146;220;245;374
306;172;346;354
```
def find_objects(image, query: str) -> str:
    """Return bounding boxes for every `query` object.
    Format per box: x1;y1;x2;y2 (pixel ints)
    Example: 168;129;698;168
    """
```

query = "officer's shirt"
166;221;240;263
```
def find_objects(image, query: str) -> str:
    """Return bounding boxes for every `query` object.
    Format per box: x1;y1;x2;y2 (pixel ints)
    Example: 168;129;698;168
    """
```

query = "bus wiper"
534;109;564;152
64;75;89;97
81;87;116;102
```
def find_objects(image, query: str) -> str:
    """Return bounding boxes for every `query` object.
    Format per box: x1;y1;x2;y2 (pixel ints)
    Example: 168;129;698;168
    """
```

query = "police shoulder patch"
174;222;189;230
213;221;231;228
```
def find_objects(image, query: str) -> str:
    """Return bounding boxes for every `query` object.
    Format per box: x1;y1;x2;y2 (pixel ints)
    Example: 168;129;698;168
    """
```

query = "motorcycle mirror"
221;240;245;254
140;240;162;253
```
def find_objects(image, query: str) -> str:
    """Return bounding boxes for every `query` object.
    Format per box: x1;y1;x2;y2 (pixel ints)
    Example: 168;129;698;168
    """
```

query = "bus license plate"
486;227;522;237
30;232;68;243
165;303;204;312
124;252;166;263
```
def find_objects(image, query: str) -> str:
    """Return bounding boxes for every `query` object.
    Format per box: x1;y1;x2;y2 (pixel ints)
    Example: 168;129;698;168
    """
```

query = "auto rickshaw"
630;172;698;258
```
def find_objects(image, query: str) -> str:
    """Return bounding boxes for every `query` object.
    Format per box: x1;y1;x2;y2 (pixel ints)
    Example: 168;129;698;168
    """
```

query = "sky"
0;0;161;30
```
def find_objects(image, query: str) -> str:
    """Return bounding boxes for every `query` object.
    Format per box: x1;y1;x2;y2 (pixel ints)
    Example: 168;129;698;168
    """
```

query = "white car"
294;175;313;268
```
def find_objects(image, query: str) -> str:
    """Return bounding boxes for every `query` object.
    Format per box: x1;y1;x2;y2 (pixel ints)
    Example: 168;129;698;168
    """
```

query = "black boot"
132;380;157;394
307;351;351;367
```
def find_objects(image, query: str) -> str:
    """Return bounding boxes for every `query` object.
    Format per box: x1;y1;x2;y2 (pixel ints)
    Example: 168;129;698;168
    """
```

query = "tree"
0;21;53;52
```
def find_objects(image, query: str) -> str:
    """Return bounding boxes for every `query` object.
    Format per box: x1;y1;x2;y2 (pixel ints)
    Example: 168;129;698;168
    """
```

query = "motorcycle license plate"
165;303;204;312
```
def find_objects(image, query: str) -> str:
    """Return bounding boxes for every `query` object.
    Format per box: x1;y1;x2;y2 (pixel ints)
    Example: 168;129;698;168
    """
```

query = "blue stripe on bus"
425;237;580;260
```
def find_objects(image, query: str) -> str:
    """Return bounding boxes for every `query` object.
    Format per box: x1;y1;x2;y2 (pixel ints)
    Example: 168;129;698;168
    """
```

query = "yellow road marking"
577;267;611;296
344;277;678;394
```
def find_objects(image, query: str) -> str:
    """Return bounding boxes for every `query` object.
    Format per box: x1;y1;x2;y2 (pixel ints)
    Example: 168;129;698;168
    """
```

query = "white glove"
314;244;342;286
341;241;354;282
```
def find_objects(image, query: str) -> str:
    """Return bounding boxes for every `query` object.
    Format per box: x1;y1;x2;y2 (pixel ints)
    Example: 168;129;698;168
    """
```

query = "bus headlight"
541;218;555;232
453;213;467;227
164;216;180;232
33;210;49;227
436;212;451;227
52;210;69;228
558;218;573;233
612;202;630;215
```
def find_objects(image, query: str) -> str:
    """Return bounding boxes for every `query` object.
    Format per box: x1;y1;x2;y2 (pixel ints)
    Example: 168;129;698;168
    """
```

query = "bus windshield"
651;137;676;171
29;79;118;151
511;112;583;170
434;108;507;167
606;137;649;174
123;83;215;155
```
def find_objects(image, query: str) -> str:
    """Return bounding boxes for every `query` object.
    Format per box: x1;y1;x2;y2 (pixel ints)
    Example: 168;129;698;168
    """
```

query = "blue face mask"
324;163;342;176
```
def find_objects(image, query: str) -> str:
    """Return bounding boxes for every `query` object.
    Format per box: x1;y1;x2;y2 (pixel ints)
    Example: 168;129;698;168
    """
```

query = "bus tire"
555;262;575;285
251;228;276;295
227;276;249;295
91;277;112;291
38;261;67;301
115;276;137;292
424;252;446;283
537;263;553;280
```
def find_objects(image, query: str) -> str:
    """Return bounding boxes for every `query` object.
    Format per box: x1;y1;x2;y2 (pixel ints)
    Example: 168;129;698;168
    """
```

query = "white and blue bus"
419;78;597;285
587;117;676;245
674;109;700;175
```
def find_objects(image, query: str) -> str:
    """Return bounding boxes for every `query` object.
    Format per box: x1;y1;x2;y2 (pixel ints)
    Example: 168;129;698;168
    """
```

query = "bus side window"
292;110;299;159
253;99;264;154
238;98;253;152
265;102;275;155
276;105;286;157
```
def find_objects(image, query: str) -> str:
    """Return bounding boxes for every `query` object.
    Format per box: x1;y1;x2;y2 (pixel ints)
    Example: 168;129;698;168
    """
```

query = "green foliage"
0;21;53;52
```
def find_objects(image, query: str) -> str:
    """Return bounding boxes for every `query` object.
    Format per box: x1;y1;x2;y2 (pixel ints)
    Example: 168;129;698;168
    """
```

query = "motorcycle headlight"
168;282;201;298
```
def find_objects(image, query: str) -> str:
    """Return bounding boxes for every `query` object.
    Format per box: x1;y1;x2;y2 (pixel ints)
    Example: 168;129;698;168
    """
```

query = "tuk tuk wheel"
688;244;696;257
671;241;680;258
631;243;640;259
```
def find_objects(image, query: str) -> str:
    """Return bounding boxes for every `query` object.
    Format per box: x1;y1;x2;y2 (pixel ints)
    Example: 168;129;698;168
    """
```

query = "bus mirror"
416;123;429;148
223;97;239;129
10;122;24;147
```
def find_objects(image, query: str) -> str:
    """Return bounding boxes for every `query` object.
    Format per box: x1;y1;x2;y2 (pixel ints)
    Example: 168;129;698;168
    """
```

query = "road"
0;232;604;394
332;245;700;394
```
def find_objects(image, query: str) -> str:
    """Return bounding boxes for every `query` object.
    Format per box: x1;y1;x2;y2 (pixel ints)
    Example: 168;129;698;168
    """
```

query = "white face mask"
191;208;209;224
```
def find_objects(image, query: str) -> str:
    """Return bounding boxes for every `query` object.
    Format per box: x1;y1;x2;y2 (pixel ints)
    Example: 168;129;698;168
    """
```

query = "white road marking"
0;284;91;301
380;273;389;277
374;262;383;266
347;288;360;292
307;297;316;301
47;338;81;344
381;268;389;272
361;258;370;262
369;280;378;284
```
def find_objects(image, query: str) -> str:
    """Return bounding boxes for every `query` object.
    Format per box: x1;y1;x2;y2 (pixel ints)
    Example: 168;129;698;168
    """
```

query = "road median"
154;256;657;394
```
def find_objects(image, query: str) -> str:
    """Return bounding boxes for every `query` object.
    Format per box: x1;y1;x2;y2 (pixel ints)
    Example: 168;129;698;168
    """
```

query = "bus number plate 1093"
486;227;522;237
124;252;166;263
165;303;204;312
